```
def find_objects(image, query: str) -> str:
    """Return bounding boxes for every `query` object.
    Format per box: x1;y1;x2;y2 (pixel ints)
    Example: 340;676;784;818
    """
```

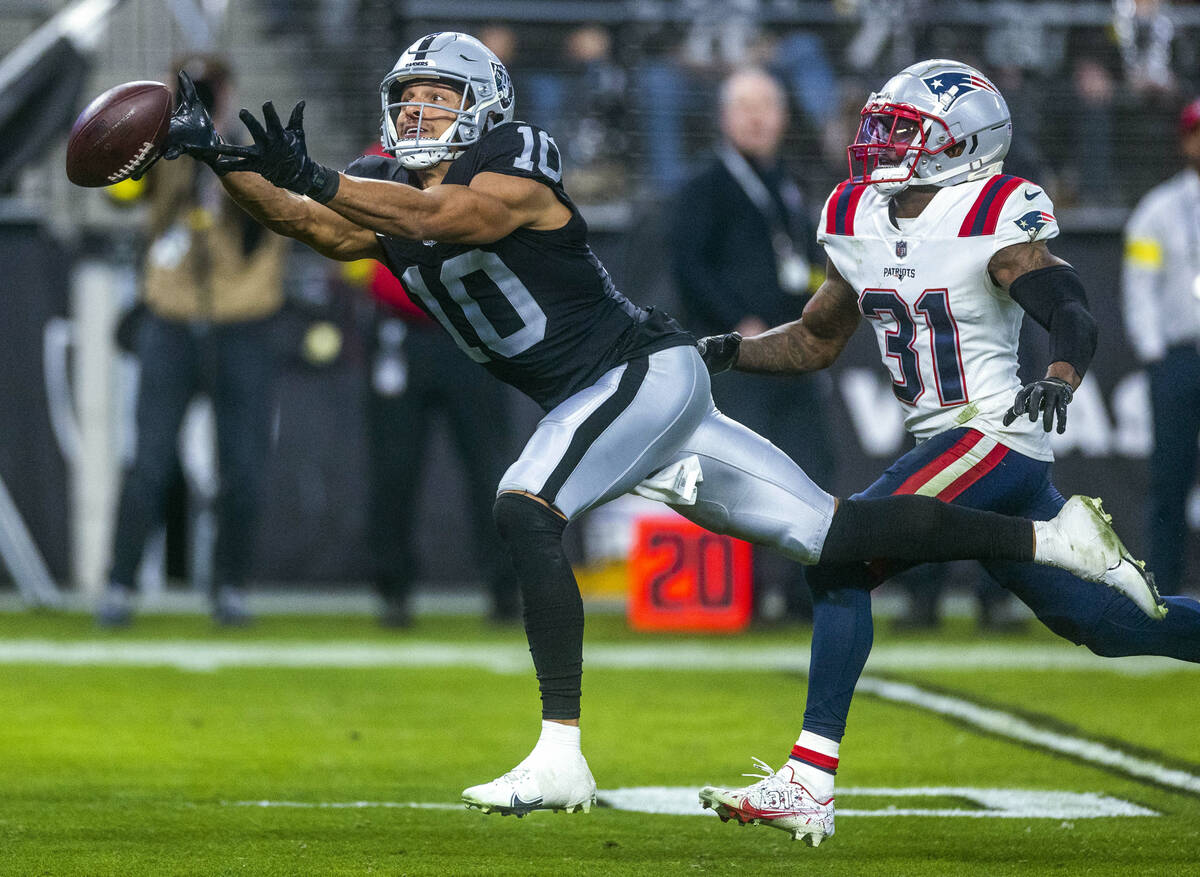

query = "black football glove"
1002;377;1074;434
160;70;255;175
696;332;742;376
221;100;340;203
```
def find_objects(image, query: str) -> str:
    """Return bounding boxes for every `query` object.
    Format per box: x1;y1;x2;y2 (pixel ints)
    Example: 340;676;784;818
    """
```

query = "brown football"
66;80;172;187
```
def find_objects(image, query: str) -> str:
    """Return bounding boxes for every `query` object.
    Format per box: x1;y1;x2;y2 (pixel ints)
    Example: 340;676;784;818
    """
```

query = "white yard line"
857;677;1200;795
0;638;1193;675
226;787;1158;819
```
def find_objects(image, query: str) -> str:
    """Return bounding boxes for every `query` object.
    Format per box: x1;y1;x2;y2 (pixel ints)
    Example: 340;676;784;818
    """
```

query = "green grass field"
0;611;1197;876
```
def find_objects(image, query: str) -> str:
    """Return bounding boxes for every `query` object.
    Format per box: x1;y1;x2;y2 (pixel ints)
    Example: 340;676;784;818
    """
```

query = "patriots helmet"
380;32;515;170
848;59;1012;195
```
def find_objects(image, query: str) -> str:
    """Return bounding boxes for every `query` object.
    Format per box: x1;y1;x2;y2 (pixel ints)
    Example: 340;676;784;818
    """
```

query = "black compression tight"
493;491;582;720
819;495;1035;565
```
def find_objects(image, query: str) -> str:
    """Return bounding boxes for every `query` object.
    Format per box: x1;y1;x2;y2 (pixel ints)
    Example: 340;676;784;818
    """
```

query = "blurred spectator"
96;55;287;627
669;68;835;621
633;1;766;192
478;22;519;68
1114;0;1178;98
1044;29;1123;207
360;258;522;627
1121;96;1200;596
523;25;631;204
1072;57;1119;204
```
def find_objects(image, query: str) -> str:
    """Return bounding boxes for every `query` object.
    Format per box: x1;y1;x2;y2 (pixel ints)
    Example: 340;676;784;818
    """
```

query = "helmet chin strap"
392;120;464;170
398;147;460;170
869;164;916;196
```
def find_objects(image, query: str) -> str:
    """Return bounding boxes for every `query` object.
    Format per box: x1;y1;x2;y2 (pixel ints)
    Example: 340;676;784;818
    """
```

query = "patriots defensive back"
697;59;1200;847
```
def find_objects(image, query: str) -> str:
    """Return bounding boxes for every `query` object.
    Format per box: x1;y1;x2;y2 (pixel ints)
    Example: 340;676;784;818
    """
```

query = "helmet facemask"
382;76;482;170
848;102;953;196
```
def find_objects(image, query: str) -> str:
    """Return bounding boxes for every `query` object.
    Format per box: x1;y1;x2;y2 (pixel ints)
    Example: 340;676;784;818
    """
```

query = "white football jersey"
818;174;1060;461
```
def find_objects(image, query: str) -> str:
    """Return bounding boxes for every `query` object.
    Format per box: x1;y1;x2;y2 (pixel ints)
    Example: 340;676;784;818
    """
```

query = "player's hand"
696;332;742;376
1002;377;1074;434
226;100;339;202
162;71;255;175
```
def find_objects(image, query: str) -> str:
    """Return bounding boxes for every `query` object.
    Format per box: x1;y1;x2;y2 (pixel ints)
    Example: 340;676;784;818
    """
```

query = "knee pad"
493;491;566;543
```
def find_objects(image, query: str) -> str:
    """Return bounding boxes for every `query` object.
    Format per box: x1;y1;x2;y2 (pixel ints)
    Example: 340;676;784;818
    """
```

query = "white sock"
532;720;581;757
786;731;838;800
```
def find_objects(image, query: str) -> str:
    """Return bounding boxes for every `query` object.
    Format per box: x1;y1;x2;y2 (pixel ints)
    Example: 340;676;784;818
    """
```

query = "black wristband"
303;163;340;204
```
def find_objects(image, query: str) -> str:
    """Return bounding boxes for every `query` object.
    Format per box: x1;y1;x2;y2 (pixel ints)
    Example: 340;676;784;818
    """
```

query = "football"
65;80;172;187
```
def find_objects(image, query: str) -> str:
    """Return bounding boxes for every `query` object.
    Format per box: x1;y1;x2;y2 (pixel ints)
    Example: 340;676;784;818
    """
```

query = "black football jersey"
344;122;691;410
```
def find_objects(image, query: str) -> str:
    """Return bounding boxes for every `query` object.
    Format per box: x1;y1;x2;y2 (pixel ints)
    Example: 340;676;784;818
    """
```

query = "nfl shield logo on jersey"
896;240;908;258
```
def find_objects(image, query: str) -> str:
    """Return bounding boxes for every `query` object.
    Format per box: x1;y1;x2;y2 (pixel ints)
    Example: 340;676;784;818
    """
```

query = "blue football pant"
802;427;1200;741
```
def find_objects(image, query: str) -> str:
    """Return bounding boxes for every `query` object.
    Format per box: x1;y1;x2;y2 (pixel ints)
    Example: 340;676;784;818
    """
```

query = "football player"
165;38;1162;822
697;59;1200;846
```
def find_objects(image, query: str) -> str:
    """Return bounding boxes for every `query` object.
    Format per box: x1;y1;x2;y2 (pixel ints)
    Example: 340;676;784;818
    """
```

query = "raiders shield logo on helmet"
491;61;514;110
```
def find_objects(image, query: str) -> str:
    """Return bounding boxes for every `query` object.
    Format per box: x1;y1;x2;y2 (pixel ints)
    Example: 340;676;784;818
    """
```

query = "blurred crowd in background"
1;0;1199;626
253;0;1200;210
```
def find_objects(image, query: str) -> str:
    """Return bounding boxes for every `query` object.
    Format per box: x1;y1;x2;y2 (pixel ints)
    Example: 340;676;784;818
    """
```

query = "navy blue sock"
801;564;875;741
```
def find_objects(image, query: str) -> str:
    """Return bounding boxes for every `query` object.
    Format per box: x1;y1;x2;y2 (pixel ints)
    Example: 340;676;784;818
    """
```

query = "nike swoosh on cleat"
510;794;543;810
1024;190;1041;199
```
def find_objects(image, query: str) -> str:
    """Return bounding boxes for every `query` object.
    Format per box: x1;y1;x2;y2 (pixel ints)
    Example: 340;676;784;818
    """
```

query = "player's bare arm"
327;169;570;245
739;259;862;373
698;259;861;376
219;170;383;262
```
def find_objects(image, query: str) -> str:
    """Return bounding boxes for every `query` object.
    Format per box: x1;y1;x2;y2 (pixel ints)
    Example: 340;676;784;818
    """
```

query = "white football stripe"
225;788;1157;819
857;677;1200;795
0;639;1192;676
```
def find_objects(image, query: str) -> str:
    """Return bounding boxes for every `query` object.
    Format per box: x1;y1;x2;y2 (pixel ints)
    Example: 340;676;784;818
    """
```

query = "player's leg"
667;421;1155;600
984;476;1200;663
99;314;200;626
688;425;1161;843
463;344;712;816
676;411;910;844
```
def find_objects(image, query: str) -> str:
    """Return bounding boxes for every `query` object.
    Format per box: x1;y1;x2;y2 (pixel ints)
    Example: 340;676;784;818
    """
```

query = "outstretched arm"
163;75;382;263
733;258;862;374
218;171;383;262
327;170;569;245
219;101;569;246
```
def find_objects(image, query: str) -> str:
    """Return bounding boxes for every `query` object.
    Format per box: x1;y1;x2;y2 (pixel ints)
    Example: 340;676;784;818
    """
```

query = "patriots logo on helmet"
1015;209;1056;239
922;72;999;109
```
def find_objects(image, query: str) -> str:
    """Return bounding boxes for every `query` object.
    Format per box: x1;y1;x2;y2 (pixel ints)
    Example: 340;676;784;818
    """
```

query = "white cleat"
1047;496;1167;620
699;759;834;847
462;750;596;817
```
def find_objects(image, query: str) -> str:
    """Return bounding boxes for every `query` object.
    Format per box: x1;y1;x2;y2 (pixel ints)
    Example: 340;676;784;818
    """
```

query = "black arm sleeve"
1007;264;1098;377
